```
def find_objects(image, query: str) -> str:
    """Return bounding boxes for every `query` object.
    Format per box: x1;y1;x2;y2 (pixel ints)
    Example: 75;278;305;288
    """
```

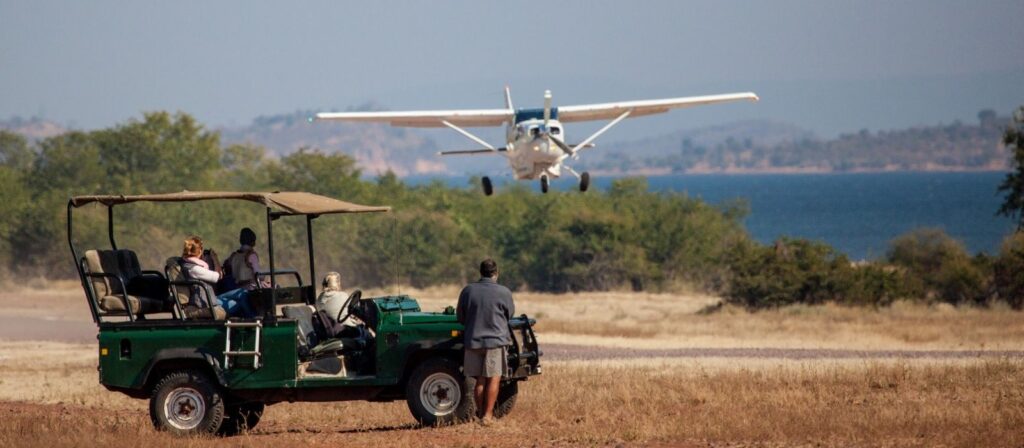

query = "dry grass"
402;285;1024;351
5;283;1024;351
1;341;1022;447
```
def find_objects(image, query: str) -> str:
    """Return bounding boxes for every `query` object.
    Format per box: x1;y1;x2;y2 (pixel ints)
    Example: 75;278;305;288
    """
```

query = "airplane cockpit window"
529;126;540;138
550;127;561;135
515;125;525;140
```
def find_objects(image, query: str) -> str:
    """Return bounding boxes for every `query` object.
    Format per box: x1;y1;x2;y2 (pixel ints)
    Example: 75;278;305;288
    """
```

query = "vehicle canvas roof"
69;191;390;216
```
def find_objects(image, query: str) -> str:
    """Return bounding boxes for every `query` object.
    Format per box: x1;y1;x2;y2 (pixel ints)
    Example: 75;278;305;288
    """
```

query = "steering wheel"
336;289;362;324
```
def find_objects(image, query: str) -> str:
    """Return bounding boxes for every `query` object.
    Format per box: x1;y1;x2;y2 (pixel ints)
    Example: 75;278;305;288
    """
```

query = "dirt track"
4;315;1023;362
543;344;1024;361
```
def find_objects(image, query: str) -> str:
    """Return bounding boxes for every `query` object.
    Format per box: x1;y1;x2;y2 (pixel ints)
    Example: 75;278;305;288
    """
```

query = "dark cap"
240;227;256;246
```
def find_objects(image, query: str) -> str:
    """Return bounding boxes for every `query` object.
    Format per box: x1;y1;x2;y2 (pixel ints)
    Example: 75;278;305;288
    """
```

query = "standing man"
456;258;515;425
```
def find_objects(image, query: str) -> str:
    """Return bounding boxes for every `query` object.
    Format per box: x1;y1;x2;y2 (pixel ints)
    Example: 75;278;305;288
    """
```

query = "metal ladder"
224;320;262;369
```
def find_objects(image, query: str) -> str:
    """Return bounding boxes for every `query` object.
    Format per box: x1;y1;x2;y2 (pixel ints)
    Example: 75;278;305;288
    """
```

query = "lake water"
405;172;1018;260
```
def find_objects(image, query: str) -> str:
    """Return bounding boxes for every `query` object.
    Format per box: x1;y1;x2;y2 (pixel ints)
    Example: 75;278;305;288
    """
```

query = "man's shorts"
463;347;507;378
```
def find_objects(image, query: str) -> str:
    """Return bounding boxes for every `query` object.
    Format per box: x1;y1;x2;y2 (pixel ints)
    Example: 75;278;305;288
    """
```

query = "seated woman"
181;236;256;318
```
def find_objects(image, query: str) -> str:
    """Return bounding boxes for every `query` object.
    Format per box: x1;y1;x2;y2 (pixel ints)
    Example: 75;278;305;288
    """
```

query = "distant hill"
0;116;66;140
219;107;442;176
587;120;816;171
582;112;1009;174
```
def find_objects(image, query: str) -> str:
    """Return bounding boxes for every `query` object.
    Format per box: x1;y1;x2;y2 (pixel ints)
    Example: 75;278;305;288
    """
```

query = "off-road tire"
493;381;518;418
464;377;517;419
218;402;265;436
405;358;473;426
149;369;225;436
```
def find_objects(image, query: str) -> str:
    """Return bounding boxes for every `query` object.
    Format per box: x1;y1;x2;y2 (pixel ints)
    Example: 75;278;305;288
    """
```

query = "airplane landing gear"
482;176;494;196
579;171;590;192
540;175;549;194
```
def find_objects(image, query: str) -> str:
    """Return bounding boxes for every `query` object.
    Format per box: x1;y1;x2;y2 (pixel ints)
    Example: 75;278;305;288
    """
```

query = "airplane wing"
313;108;513;128
557;92;759;123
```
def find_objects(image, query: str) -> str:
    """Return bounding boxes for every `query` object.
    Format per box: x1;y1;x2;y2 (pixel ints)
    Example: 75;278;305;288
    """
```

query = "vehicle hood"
395;312;459;325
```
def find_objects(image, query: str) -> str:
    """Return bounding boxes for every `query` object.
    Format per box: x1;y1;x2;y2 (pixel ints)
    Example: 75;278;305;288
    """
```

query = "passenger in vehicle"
313;271;370;342
221;227;270;291
315;272;349;320
181;236;256;318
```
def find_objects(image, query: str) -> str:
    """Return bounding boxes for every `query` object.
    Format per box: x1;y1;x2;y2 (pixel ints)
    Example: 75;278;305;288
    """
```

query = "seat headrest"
165;257;184;279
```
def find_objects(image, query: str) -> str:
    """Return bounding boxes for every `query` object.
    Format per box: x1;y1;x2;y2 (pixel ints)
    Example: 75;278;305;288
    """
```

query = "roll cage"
67;191;390;324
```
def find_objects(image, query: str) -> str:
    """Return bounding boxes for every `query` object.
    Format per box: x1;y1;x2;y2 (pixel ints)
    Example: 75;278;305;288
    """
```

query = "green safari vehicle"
67;191;541;436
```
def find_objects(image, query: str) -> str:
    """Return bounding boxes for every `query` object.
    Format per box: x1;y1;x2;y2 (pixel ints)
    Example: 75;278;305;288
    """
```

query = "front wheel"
149;370;225;436
482;176;494;196
579;171;590;192
405;358;474;425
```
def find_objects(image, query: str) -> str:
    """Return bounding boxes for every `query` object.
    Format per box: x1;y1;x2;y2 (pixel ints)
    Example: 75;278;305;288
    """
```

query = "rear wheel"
579;171;590;192
219;402;265;436
540;176;549;193
149;370;225;436
406;358;473;425
482;176;494;196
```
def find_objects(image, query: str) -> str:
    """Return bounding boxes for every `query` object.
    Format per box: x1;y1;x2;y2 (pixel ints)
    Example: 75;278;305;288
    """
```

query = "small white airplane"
312;87;758;195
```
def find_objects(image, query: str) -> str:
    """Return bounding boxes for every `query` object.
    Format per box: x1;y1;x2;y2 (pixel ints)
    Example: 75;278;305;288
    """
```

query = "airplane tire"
482;177;494;196
540;176;549;194
579;171;590;192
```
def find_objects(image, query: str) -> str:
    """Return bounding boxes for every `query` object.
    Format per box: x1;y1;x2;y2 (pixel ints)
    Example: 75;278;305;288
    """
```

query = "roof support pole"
107;205;117;250
68;202;99;324
306;214;317;301
266;207;277;323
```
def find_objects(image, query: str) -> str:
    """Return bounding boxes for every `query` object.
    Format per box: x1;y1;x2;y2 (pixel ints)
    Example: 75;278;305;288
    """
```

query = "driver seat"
281;305;365;359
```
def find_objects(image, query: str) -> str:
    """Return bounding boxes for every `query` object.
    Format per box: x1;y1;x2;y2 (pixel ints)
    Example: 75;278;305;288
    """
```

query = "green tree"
265;148;366;199
91;111;222;193
725;238;853;308
886;228;988;305
997;106;1024;230
993;232;1024;309
0;131;34;171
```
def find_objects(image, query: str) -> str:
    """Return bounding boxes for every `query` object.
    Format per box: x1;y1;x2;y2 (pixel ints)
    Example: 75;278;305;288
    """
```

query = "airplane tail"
504;86;514;111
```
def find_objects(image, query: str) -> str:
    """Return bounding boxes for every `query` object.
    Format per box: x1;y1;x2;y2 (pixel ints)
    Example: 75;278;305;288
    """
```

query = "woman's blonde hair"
322;272;343;292
182;236;204;258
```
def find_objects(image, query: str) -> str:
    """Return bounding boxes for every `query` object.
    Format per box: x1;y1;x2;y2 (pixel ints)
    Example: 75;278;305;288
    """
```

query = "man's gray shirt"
456;277;515;349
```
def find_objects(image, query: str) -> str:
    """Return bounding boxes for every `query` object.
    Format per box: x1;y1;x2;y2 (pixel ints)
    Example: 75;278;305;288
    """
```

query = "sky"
2;0;1023;138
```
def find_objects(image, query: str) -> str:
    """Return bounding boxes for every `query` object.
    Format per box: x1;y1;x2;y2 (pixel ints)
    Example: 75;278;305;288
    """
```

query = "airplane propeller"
543;90;552;128
538;90;575;157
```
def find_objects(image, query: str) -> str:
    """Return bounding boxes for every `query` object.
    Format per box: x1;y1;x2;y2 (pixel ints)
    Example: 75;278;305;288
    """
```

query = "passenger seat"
83;250;167;317
164;257;226;320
